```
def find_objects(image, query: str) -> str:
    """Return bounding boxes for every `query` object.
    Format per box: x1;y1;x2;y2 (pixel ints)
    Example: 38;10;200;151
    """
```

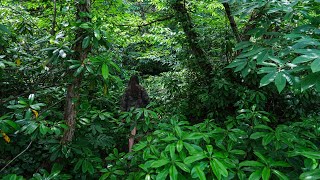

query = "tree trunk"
172;0;212;74
223;2;265;42
50;0;57;35
61;0;91;144
223;3;241;43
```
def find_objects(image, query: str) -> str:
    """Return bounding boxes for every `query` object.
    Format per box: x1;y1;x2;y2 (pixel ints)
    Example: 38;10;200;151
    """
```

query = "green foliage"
226;0;320;93
102;113;320;179
1;0;320;179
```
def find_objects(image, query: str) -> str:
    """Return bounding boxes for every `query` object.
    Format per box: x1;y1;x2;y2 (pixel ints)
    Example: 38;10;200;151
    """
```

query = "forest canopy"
0;0;320;179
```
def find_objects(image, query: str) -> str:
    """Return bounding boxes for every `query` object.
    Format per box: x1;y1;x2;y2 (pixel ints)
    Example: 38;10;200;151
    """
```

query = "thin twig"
0;141;33;173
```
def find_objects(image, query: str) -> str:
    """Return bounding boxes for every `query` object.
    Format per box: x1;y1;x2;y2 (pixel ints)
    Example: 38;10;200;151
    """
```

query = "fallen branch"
0;141;33;173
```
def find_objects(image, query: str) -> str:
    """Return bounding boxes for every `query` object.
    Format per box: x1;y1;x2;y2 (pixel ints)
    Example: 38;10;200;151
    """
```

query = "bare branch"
0;141;33;173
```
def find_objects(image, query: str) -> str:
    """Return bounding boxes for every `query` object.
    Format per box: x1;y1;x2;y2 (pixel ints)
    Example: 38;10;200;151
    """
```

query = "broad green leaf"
74;159;83;171
82;36;90;49
311;58;320;72
262;167;270;180
133;141;147;151
100;172;110;180
69;64;81;69
101;63;109;80
304;158;318;170
74;65;84;77
301;72;320;91
169;165;178;180
168;144;175;160
259;71;277;87
206;145;213;154
275;71;286;93
299;151;320;159
162;136;178;142
51;163;63;175
109;61;120;72
183;132;203;140
0;61;5;68
239;161;265;167
212;159;228;178
256;50;269;64
250;132;268;139
93;37;99;48
31;103;46;109
230;149;246;155
82;160;88;173
176;140;183;152
94;29;101;40
183;142;196;154
262;133;275;146
175;162;190;173
249;170;262;180
226;59;246;68
39;124;48;135
258;67;277;74
238;48;265;58
174;125;182;138
241;65;251;77
270;161;290;167
79;23;90;29
7;104;27;109
292;55;317;64
294;49;320;56
193;165;206;180
25;122;38;134
234;41;252;51
284;33;303;39
254;152;268;164
272;170;289;180
151;159;170;168
268;56;284;65
4;120;19;130
299;169;320;180
0;24;10;33
156;168;169;180
114;170;125;175
184;153;206;164
145;174;151;180
238;171;246;180
85;65;94;74
234;61;247;72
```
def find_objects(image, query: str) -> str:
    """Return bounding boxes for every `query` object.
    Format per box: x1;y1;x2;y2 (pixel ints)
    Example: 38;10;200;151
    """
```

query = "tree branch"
0;141;33;173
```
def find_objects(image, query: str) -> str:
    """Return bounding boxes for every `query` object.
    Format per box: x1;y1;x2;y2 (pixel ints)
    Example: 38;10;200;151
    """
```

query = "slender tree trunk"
50;0;57;35
223;3;241;43
223;2;265;42
61;0;91;144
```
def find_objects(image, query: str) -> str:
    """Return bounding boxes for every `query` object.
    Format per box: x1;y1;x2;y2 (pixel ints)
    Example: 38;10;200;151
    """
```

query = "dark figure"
121;75;149;152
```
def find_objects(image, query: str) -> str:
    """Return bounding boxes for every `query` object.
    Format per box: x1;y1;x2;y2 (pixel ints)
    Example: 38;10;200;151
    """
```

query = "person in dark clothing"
121;75;149;152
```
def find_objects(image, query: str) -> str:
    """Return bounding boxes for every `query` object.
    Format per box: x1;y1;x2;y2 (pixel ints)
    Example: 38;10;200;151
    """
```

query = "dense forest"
0;0;320;179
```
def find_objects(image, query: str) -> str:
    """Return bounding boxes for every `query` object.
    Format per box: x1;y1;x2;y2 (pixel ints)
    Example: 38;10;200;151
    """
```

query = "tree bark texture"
61;0;91;144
